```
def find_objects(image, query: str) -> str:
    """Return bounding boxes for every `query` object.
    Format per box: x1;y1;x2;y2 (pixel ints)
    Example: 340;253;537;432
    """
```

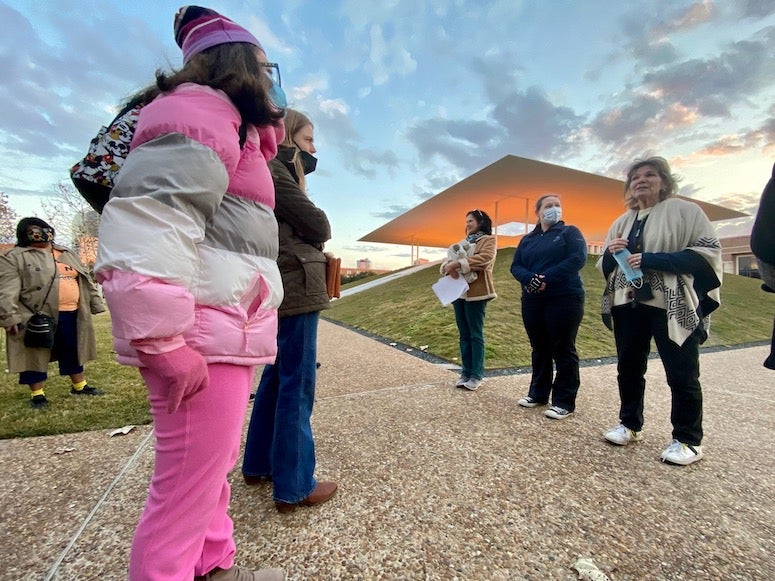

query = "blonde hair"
625;156;679;201
534;193;561;213
281;109;314;191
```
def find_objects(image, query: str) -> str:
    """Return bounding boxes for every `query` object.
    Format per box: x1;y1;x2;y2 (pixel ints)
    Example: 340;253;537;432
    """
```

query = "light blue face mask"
613;248;644;286
268;83;287;110
542;206;562;225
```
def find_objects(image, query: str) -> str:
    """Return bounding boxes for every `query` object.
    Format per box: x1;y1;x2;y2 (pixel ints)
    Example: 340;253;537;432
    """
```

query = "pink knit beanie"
174;5;262;63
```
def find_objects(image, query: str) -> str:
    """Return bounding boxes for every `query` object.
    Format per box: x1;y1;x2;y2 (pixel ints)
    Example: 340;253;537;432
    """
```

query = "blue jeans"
452;299;489;380
242;311;319;504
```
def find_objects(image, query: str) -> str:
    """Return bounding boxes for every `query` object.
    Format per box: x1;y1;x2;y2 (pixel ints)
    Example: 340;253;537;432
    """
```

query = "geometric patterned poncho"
596;197;723;347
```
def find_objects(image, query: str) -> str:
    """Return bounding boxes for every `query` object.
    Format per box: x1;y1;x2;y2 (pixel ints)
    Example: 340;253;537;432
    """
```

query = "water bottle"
613;248;643;283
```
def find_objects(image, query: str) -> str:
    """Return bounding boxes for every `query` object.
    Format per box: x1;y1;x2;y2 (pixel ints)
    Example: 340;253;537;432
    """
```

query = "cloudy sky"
1;0;773;269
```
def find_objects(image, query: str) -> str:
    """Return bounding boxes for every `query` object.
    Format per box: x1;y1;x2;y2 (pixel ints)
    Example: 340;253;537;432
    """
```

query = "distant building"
341;257;391;278
721;235;757;277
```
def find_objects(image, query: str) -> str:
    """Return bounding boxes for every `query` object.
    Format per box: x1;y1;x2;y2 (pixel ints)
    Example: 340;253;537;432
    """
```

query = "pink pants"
129;363;253;580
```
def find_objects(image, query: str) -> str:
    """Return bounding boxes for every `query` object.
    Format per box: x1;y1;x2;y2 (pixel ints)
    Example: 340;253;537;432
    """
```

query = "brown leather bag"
326;255;341;299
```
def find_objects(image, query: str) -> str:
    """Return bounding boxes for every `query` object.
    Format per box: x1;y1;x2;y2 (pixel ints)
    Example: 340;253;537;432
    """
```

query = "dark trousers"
521;294;584;411
612;304;703;445
19;310;83;385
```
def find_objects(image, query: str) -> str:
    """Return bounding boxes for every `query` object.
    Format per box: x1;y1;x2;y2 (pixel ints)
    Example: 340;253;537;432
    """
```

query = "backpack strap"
238;121;247;149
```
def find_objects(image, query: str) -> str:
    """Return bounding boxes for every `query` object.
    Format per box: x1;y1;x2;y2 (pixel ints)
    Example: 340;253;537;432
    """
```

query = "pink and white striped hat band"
174;5;263;63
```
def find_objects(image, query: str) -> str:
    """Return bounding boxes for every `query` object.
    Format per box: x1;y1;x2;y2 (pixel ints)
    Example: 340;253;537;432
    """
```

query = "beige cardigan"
440;234;497;301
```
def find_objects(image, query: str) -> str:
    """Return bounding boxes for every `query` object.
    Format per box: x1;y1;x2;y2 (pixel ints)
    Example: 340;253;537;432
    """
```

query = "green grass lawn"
323;250;774;369
2;250;771;439
0;312;151;439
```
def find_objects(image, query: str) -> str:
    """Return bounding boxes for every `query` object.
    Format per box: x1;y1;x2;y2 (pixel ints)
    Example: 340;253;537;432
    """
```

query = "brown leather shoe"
275;481;338;513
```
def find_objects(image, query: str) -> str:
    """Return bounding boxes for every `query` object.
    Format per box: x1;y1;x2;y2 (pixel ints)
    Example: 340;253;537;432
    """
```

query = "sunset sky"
1;0;773;268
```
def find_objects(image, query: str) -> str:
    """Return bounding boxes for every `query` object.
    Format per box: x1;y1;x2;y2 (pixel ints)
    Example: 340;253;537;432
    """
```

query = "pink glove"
136;345;209;413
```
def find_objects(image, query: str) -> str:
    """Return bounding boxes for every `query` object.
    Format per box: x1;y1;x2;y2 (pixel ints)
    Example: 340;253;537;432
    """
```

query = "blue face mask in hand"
613;248;643;285
542;206;562;225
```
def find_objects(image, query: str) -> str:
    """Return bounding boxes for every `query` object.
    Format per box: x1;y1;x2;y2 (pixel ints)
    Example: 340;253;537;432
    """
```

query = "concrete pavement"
2;320;774;580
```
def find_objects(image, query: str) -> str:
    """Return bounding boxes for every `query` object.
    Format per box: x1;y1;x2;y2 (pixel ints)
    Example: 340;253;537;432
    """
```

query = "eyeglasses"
259;62;281;87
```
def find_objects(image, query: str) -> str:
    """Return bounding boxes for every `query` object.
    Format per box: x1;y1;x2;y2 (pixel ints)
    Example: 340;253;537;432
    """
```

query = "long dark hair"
150;42;283;128
467;209;493;235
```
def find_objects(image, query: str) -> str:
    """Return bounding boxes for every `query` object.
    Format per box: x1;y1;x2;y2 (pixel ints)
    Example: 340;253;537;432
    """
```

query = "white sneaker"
462;378;482;391
604;424;643;446
455;375;469;387
660;439;703;466
545;406;572;420
517;396;545;408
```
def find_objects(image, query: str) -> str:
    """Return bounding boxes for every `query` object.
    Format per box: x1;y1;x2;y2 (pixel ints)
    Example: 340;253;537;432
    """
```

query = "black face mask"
299;150;317;175
293;142;318;175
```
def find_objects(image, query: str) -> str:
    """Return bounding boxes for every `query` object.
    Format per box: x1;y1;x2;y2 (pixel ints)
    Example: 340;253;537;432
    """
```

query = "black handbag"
24;313;58;348
21;249;58;349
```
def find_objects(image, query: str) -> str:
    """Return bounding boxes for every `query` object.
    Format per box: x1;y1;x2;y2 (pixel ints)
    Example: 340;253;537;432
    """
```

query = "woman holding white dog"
511;194;587;419
440;209;497;391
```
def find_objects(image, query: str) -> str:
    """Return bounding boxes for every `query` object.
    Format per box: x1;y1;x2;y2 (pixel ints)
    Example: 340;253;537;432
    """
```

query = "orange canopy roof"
360;155;747;249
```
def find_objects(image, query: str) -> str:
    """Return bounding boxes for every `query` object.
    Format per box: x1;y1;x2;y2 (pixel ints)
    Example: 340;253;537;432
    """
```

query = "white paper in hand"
432;276;470;306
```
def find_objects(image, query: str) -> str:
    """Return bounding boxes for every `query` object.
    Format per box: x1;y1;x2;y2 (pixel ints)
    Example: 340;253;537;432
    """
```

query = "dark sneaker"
30;394;49;408
517;396;546;408
71;385;104;396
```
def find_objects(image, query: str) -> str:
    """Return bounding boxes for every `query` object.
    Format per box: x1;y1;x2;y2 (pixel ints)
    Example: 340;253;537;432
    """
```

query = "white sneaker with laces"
660;439;703;465
604;423;643;446
545;406;572;420
517;396;544;408
462;378;482;391
455;375;469;387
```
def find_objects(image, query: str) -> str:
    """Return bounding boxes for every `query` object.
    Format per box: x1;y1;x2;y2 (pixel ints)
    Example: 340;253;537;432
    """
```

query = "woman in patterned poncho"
597;156;722;466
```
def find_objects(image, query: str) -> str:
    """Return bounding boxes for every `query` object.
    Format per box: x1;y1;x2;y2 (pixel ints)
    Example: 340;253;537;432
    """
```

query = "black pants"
521;293;584;411
612;304;703;445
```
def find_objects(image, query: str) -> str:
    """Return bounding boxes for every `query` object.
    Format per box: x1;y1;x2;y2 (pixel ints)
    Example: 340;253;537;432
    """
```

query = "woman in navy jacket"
510;194;587;419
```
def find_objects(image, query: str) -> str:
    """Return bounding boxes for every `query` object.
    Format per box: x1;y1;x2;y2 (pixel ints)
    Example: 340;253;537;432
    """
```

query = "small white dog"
446;240;478;283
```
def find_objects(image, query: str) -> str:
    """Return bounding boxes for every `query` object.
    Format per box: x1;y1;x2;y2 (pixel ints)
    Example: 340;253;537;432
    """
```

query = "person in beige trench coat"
0;217;105;408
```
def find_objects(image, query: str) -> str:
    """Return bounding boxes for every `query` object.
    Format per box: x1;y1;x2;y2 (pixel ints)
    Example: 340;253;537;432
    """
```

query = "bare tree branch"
0;192;19;245
41;182;100;264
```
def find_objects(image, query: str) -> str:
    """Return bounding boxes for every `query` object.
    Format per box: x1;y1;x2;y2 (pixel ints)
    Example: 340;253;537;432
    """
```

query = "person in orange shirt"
0;217;105;408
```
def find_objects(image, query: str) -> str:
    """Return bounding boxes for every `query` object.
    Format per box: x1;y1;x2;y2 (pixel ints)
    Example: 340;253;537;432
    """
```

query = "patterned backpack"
70;100;248;214
70;102;142;214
